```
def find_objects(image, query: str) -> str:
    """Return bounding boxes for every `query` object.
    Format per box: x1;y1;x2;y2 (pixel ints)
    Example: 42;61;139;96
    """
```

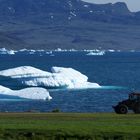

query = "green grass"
0;113;139;139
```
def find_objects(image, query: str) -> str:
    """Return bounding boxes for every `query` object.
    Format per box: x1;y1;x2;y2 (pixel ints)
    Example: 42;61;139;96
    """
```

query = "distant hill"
0;0;140;50
0;0;136;23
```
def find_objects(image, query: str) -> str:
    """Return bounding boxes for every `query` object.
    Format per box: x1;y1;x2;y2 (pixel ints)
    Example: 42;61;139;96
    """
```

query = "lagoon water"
0;51;139;112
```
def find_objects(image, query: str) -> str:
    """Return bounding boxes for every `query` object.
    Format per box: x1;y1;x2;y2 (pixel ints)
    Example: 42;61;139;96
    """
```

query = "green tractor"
113;93;140;114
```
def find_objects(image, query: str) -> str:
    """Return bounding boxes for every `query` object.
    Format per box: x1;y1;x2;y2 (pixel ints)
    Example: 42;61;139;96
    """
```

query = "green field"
0;113;139;139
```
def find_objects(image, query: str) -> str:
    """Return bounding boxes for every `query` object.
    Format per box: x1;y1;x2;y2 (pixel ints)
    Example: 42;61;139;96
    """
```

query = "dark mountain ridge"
0;0;140;50
0;0;137;23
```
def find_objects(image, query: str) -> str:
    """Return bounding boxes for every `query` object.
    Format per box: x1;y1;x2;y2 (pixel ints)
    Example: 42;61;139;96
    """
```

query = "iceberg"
86;51;105;56
0;85;52;100
0;66;100;89
108;50;115;52
0;48;15;55
51;67;100;89
54;48;77;52
0;66;51;78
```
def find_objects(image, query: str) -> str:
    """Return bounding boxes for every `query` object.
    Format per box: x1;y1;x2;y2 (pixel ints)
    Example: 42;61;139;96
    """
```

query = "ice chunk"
0;85;12;93
0;85;52;100
0;48;15;55
0;66;100;89
86;51;105;56
87;50;105;55
51;67;89;89
0;66;51;78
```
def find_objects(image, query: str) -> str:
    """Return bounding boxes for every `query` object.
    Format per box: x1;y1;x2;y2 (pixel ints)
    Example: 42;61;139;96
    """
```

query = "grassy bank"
0;113;139;139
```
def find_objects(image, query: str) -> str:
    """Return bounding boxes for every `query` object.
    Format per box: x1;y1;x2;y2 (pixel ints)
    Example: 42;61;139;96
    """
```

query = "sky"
83;0;140;12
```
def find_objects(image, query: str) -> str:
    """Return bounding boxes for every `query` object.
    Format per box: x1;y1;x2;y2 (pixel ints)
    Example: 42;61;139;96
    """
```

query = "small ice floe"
84;5;89;8
0;48;80;55
0;48;15;55
54;48;77;52
46;51;53;55
18;49;54;55
0;85;52;100
18;49;36;54
0;66;100;90
29;50;36;54
108;50;115;52
86;50;105;56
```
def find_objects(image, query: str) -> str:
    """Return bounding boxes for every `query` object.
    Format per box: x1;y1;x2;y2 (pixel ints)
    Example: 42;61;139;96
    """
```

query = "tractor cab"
129;93;140;101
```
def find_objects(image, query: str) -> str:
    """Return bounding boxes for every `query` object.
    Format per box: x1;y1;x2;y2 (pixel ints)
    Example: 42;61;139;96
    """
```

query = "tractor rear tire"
116;105;128;114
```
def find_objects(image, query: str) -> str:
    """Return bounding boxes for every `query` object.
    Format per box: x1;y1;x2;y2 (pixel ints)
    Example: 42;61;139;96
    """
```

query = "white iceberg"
0;66;100;89
51;67;100;89
86;50;105;56
0;48;15;55
0;66;51;78
108;50;115;52
0;85;52;100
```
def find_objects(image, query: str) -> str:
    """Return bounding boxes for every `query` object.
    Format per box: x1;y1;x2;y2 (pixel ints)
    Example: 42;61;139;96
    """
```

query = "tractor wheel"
113;106;120;114
117;105;128;114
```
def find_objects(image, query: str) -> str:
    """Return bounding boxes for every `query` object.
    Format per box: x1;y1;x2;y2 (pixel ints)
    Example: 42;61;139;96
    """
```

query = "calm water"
0;51;140;112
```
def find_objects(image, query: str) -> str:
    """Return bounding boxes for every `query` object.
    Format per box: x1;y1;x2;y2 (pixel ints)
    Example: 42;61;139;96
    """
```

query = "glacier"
0;85;52;100
0;66;100;89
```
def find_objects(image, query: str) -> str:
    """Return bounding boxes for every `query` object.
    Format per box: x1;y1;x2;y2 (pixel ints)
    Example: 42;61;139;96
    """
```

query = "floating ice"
0;66;100;89
0;66;51;78
0;85;52;100
108;50;115;52
86;51;105;56
0;48;131;55
0;48;15;55
0;85;12;93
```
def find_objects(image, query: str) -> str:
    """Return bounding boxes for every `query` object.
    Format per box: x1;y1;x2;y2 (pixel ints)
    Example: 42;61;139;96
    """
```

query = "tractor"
113;93;140;114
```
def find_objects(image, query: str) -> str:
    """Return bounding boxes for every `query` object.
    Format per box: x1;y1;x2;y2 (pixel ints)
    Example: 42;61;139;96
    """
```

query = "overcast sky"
83;0;140;12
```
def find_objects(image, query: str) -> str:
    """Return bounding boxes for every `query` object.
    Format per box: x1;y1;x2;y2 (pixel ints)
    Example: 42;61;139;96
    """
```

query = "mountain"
0;0;135;23
0;0;140;50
